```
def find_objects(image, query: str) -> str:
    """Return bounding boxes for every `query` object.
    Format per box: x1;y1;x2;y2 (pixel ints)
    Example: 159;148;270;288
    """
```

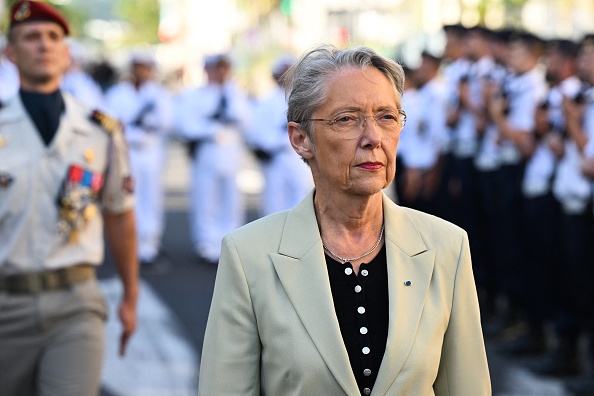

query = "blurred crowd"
395;24;594;395
2;21;594;393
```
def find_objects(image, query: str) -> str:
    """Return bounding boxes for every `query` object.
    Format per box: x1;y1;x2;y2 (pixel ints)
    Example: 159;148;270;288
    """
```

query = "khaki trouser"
0;277;107;396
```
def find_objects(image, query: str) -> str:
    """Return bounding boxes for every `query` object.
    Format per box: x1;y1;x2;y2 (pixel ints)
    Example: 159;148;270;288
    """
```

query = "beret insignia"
90;110;121;134
14;2;31;22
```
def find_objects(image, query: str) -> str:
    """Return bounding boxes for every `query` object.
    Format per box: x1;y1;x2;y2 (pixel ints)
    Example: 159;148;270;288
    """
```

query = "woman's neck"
314;190;384;273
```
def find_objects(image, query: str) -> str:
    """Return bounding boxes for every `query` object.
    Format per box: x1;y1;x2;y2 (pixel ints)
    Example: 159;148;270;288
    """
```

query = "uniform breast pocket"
0;154;32;217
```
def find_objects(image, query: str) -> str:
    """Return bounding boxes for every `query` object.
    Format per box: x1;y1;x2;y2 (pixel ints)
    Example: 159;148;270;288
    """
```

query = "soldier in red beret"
0;2;139;395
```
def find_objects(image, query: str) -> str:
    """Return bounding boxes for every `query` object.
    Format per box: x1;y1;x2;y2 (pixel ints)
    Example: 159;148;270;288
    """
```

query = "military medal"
83;204;97;220
57;165;104;242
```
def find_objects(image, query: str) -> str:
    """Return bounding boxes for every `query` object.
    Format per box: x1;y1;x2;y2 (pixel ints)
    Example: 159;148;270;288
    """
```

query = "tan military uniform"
0;92;134;396
0;93;133;274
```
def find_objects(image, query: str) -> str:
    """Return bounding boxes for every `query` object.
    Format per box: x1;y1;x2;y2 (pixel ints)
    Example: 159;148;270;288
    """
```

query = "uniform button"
361;269;369;276
363;387;371;395
345;267;353;275
354;285;362;293
363;368;372;376
362;347;370;354
360;326;368;334
357;306;366;314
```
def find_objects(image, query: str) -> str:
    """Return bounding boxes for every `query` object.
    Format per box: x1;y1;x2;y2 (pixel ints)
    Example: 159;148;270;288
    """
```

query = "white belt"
522;180;549;198
475;156;500;171
499;145;521;165
559;197;589;214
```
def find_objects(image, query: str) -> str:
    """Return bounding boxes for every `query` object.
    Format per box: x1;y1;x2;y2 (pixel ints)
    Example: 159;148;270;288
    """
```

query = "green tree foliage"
114;0;160;45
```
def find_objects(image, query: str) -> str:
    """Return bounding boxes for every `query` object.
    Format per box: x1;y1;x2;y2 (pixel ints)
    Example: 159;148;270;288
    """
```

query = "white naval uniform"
401;77;448;171
177;81;251;262
443;57;471;154
396;86;423;168
523;76;581;198
453;56;495;159
248;85;313;217
61;68;104;110
475;64;509;172
498;68;547;165
105;80;173;262
553;87;594;214
0;58;18;101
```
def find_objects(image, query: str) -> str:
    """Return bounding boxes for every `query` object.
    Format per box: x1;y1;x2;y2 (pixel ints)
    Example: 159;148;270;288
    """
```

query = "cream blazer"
198;191;491;395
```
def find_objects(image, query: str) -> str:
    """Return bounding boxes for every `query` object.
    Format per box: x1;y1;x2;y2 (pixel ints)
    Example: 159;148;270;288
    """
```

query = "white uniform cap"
272;54;294;77
131;52;156;68
204;53;231;69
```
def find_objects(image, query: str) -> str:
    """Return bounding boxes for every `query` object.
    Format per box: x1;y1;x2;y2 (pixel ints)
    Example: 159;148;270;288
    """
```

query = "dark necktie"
211;91;227;122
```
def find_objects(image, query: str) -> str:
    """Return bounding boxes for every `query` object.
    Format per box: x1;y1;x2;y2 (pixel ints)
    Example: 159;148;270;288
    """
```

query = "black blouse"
325;244;389;396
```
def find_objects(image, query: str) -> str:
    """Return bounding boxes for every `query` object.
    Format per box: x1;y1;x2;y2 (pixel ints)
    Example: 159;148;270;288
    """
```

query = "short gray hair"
281;45;405;141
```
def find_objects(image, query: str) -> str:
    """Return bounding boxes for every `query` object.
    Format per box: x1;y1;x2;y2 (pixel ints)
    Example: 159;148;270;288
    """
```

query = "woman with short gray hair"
198;44;491;395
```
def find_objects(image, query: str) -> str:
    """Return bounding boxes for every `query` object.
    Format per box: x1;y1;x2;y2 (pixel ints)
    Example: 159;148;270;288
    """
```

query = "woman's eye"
379;113;397;121
334;115;357;124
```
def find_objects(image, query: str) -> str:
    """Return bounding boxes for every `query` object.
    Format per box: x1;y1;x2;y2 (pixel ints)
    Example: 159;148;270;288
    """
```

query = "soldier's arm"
104;209;139;357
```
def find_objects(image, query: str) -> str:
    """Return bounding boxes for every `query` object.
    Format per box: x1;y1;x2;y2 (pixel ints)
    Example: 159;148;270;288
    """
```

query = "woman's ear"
288;121;314;160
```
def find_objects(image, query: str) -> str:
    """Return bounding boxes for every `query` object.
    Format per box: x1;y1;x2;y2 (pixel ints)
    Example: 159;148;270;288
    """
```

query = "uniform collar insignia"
90;109;121;134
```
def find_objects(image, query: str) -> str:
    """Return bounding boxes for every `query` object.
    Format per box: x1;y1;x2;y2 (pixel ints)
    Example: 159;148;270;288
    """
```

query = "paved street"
97;141;571;395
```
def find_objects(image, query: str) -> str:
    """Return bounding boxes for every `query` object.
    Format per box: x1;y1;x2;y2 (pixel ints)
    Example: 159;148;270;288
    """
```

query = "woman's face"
304;66;402;197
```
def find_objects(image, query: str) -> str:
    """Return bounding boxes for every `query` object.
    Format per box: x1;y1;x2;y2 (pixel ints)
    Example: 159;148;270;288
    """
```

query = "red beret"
10;0;70;35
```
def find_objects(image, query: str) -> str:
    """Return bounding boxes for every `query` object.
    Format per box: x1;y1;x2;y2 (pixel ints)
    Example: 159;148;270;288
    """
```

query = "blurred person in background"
105;54;173;268
441;23;471;223
473;28;512;321
90;57;117;93
398;51;448;218
447;26;495;305
392;64;421;204
0;2;138;395
536;35;594;388
501;39;580;358
61;39;104;110
177;54;251;265
0;33;19;101
247;55;313;217
487;32;547;335
198;44;490;396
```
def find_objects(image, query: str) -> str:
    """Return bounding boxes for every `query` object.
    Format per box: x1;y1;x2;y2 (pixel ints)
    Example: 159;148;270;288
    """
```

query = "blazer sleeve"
433;232;492;395
198;235;261;395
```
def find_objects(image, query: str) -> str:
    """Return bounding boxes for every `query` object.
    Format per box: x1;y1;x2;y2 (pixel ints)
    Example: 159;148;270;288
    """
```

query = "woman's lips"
358;162;383;170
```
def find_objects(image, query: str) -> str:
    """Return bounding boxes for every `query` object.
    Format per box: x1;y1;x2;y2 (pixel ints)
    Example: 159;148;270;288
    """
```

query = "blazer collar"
272;191;435;395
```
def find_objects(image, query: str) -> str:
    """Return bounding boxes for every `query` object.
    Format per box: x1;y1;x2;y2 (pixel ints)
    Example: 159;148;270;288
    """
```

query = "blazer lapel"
372;194;436;395
271;191;360;396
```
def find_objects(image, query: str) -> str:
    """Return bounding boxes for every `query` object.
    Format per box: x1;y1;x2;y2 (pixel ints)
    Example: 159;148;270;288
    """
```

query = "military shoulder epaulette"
90;110;121;134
